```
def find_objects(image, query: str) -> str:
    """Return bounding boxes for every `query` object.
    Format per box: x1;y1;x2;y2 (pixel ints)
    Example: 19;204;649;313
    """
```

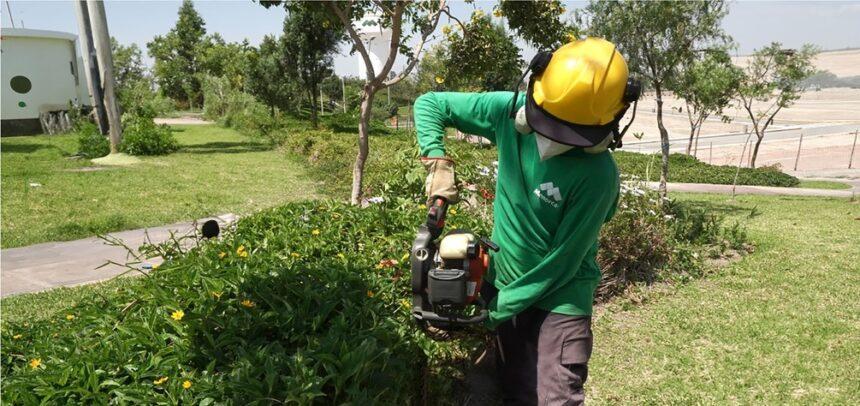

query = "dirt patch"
154;116;213;126
65;166;111;172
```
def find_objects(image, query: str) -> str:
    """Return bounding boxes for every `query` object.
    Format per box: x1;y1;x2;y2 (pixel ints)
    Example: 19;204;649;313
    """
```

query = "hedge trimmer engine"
411;197;498;329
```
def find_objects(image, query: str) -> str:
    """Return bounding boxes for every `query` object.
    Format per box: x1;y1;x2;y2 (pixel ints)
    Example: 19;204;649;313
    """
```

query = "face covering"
514;106;612;159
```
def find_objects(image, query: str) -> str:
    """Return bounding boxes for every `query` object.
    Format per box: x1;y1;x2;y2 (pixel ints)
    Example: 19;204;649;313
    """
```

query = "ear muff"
623;77;642;103
529;51;553;75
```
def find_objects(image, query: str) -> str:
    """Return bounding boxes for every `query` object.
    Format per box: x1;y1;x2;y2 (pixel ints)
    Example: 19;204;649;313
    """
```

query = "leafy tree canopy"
442;11;523;92
497;0;577;51
147;0;207;106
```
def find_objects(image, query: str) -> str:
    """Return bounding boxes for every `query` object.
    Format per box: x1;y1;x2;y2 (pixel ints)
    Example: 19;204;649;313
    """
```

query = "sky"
2;0;859;77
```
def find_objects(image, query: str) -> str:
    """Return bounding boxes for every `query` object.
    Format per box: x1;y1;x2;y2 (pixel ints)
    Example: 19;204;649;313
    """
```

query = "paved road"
626;123;859;153
646;182;856;198
0;214;237;298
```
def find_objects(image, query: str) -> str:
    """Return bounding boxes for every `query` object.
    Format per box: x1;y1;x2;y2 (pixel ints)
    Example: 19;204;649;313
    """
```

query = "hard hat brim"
525;81;616;147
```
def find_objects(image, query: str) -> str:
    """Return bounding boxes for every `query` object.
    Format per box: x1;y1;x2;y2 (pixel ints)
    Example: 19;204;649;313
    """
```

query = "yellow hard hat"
520;37;641;148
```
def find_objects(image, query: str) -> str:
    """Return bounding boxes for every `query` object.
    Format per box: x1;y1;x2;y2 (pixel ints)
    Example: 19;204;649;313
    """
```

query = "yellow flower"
29;358;41;369
472;9;484;19
13;334;22;340
366;290;375;298
493;8;503;18
212;291;223;299
238;250;248;258
400;299;411;309
65;314;75;321
337;253;346;260
441;24;451;35
322;20;330;28
311;229;320;236
449;208;457;215
182;380;192;389
435;76;445;84
241;299;256;308
400;252;410;263
153;376;168;385
152;263;160;270
291;252;300;258
171;310;185;321
218;251;227;259
236;245;246;255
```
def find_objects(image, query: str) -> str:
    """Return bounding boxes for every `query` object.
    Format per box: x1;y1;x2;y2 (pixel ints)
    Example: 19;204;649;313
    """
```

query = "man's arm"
413;92;515;157
486;174;619;328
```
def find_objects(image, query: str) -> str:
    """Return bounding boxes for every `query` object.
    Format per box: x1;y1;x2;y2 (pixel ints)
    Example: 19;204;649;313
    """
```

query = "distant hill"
733;48;860;78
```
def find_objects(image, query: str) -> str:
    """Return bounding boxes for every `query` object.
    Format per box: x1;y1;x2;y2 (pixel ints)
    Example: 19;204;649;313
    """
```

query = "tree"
197;34;251;91
737;43;817;167
443;11;523;92
245;35;296;117
147;0;207;108
110;38;146;95
676;49;742;155
497;0;577;51
280;7;343;128
583;0;730;197
263;1;447;204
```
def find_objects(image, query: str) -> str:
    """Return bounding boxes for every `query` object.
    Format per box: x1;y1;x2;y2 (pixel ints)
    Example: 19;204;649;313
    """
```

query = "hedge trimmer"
410;197;498;330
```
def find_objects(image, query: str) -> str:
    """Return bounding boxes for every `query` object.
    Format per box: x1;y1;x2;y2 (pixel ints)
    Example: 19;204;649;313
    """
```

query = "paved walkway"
0;214;237;298
646;182;856;198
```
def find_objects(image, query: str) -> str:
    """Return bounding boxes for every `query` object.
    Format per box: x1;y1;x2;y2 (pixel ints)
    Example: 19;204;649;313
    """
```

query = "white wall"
1;35;81;120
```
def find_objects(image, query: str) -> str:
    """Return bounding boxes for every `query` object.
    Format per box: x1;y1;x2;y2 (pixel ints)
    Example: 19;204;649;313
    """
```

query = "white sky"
2;1;859;77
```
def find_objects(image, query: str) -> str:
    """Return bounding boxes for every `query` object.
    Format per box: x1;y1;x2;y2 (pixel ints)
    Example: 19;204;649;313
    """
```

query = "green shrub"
75;122;110;159
0;201;483;404
120;115;178;156
118;80;175;119
613;151;800;187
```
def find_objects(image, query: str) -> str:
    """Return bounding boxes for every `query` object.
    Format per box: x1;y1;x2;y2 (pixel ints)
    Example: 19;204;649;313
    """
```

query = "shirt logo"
534;182;562;207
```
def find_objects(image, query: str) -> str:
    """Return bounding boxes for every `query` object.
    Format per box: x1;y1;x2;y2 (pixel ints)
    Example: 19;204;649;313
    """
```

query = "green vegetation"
590;194;859;404
1;125;318;248
613;151;801;187
75;122;111;159
119;116;179;156
797;179;852;190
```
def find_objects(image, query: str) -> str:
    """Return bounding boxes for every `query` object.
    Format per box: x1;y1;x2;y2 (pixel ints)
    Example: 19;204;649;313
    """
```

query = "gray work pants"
494;307;593;406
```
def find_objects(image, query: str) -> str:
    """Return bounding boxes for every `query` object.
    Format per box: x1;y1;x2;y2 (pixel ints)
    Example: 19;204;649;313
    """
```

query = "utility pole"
86;0;122;153
849;130;858;169
73;0;108;135
793;132;804;171
5;0;15;28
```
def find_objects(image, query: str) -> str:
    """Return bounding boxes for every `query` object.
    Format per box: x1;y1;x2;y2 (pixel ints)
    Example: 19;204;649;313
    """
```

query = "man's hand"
421;157;459;204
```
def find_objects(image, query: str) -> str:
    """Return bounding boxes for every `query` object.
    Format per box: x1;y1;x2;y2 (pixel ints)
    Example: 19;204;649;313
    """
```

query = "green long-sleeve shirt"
413;92;620;328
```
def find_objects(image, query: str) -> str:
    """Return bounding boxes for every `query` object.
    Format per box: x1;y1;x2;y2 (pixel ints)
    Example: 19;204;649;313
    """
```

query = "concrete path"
0;214;237;298
646;182;856;198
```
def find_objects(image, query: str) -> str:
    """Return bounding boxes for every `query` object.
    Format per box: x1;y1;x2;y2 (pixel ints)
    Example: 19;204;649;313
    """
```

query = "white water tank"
356;14;393;79
1;28;90;135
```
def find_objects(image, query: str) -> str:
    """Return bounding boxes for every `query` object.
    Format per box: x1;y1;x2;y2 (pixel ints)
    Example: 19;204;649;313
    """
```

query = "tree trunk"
750;133;765;168
693;123;703;158
685;124;696;155
654;84;670;198
310;86;319;129
270;104;275;118
351;85;376;205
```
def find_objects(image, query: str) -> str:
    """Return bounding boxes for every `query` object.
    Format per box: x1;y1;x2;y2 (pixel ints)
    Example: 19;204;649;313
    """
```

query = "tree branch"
383;0;447;87
327;0;376;82
374;1;406;85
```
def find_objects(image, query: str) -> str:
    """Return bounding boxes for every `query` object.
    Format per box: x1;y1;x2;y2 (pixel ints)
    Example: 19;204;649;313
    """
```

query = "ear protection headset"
509;50;642;149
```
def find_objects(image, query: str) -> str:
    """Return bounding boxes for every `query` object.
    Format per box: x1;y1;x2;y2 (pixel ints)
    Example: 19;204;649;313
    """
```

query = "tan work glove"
421;157;459;204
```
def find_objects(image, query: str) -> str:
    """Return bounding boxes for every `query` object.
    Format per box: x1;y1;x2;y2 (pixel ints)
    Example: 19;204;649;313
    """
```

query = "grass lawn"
797;179;853;190
1;125;319;248
589;194;859;404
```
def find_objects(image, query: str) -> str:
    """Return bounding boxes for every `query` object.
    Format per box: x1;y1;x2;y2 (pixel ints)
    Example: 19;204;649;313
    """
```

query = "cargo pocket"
560;332;593;391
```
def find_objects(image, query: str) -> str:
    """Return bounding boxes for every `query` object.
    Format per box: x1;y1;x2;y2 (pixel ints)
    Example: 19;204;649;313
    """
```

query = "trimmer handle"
426;196;449;239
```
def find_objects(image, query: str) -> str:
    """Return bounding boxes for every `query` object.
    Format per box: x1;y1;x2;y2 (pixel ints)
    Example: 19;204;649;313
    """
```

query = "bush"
613;151;800;187
75;122;110;159
120;115;178;156
0;201;483;404
118;80;175;119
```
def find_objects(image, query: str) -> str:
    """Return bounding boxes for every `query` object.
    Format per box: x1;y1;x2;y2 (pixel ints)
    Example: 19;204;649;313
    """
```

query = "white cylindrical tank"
1;28;89;135
356;14;392;80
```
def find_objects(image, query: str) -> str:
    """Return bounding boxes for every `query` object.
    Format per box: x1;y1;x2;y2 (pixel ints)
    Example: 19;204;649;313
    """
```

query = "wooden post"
849;130;858;169
73;0;108;135
709;142;713;164
793;132;804;171
341;77;346;113
86;0;122;153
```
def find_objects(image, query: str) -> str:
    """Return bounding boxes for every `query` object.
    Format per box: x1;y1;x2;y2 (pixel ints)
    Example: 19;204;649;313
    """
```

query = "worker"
413;37;640;405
